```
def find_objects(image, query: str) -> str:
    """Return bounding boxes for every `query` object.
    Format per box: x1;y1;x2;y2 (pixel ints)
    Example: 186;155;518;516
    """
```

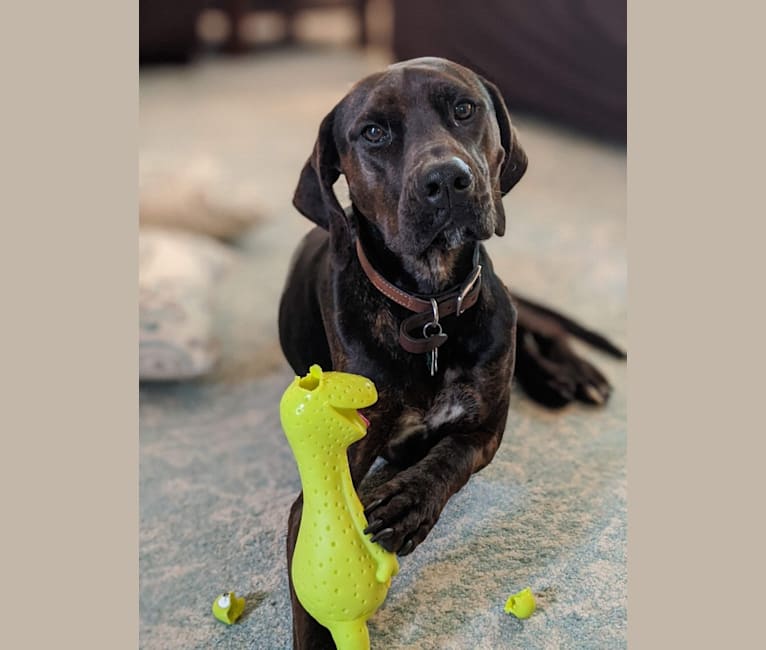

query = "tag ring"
423;298;441;338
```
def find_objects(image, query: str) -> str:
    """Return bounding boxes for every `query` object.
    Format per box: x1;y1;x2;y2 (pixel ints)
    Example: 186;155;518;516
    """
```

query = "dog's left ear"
480;76;528;236
293;102;347;235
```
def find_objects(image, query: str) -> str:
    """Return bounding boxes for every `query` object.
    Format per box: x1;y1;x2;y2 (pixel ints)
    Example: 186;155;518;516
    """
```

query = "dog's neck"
355;216;477;295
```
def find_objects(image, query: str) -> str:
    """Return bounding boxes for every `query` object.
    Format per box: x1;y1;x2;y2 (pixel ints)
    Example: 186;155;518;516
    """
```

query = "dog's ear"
293;104;346;232
480;77;528;236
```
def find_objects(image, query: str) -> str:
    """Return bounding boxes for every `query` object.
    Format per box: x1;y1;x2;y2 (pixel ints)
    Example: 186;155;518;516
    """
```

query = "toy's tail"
327;619;370;650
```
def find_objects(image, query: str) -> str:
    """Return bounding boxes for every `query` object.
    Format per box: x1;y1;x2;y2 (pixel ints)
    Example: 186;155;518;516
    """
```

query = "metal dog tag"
427;347;438;376
423;298;442;376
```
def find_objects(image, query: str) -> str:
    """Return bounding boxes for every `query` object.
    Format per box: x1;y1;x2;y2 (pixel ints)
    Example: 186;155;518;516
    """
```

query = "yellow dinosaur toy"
280;365;399;650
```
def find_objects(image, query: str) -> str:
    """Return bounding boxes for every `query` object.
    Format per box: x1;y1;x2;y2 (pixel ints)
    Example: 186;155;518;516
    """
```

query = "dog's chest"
388;367;479;446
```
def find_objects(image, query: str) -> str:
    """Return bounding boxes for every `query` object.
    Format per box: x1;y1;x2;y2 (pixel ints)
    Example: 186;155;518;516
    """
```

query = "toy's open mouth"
333;407;370;433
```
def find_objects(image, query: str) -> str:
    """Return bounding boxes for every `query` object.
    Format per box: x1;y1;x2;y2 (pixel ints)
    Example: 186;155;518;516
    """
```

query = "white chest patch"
390;397;468;447
426;402;466;429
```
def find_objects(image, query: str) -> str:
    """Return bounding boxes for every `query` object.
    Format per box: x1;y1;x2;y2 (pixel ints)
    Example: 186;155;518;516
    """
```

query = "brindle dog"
278;57;625;649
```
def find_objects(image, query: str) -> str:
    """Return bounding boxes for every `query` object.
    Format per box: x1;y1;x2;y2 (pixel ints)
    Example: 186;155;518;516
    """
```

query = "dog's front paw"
362;475;443;556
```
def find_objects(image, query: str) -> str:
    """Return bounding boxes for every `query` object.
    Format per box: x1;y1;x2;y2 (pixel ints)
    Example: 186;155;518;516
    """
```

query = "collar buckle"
456;265;482;316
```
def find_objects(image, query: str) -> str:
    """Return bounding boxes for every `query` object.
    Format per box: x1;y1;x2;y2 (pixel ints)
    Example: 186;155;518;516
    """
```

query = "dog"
278;57;625;648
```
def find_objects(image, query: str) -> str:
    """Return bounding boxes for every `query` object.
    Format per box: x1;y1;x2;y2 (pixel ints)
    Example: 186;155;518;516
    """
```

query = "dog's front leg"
362;391;510;556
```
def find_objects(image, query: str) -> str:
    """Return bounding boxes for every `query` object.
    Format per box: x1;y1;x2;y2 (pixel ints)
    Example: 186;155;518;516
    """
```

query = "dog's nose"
421;158;474;208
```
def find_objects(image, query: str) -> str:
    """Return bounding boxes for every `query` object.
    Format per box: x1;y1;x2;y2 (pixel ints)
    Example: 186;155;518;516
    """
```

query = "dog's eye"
454;101;475;121
361;124;387;143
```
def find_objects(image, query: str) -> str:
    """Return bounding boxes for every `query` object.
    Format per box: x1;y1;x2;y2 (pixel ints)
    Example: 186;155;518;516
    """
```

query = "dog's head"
293;57;527;264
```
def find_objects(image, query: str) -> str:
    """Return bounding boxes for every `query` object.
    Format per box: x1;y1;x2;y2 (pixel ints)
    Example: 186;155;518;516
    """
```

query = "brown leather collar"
355;238;483;355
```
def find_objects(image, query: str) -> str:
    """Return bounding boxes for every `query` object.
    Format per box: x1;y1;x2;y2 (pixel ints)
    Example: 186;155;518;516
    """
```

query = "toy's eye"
454;101;475;121
218;595;231;608
361;124;387;144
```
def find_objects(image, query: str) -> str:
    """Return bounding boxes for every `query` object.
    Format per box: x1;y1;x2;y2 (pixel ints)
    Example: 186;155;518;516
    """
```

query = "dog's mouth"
419;198;495;253
427;217;492;253
432;225;469;250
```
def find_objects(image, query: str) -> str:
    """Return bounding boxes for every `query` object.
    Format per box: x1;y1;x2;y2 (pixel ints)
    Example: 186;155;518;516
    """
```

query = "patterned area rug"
140;48;626;649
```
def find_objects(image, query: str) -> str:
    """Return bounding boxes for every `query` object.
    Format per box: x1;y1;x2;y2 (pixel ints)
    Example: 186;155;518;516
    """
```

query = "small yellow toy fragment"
212;591;246;624
504;587;536;619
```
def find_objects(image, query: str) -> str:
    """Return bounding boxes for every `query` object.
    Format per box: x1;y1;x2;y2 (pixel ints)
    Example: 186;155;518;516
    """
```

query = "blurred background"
141;0;625;139
140;2;627;648
139;0;625;381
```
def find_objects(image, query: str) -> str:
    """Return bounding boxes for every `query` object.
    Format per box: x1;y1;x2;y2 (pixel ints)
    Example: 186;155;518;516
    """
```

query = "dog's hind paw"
514;329;616;409
511;295;624;409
